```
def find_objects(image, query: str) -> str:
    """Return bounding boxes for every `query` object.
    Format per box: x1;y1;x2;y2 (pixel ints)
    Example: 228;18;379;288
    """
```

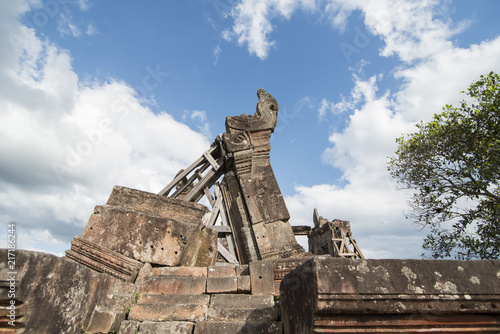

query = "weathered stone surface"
280;257;500;333
210;294;274;308
118;320;140;334
137;294;209;305
237;275;251;293
81;205;194;265
65;236;143;282
206;277;237;293
81;204;217;266
0;250;137;334
180;224;218;267
136;321;194;334
194;321;283;334
208;266;236;277
152;266;208;277
220;171;260;264
249;260;275;295
106;185;210;224
129;303;207;322
309;210;364;258
272;256;316;295
140;276;207;295
236;264;249;276
220;89;305;263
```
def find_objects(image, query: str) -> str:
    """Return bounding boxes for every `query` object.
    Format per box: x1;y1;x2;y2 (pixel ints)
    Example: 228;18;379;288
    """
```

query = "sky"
1;0;499;259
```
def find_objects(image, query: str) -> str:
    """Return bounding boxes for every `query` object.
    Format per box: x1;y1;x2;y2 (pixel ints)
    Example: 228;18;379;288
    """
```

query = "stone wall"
0;249;138;334
280;257;500;333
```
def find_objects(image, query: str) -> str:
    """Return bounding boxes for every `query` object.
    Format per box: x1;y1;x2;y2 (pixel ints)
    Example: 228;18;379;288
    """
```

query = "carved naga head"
255;88;279;129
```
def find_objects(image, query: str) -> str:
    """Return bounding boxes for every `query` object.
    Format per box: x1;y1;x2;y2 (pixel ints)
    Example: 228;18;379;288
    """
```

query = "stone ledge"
280;257;500;333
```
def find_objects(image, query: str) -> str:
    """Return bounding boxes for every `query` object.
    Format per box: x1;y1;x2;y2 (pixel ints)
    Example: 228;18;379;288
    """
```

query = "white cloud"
213;45;221;65
278;1;500;258
76;0;91;12
223;0;316;59
183;110;212;138
58;11;82;38
86;22;98;36
0;1;210;254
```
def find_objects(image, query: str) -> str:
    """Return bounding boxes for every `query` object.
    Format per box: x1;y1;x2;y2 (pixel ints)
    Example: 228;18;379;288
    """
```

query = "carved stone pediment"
225;88;278;134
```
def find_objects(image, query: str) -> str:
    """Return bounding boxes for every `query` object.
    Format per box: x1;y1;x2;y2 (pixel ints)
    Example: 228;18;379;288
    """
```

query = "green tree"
388;72;500;259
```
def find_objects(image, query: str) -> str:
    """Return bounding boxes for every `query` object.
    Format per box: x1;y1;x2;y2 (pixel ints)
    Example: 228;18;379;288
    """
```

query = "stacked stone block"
119;264;282;334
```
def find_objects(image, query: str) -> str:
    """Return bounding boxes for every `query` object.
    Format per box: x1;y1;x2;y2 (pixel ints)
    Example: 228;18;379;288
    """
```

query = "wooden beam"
217;241;238;263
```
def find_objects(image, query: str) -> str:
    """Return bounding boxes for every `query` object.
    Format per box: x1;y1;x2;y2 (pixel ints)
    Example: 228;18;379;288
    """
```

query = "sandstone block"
140;276;207;295
206;277;237;294
137;320;194;334
152;266;208;277
0;250;137;334
106;186;209;224
236;264;249;276
85;306;123;333
137;294;210;305
210;294;274;308
118;320;140;334
249;261;274;295
194;321;283;334
208;266;236;277
129;303;207;322
65;236;143;282
237;275;251;293
208;294;278;322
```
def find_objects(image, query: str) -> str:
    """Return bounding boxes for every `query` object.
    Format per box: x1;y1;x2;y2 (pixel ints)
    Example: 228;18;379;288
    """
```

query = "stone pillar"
221;89;304;263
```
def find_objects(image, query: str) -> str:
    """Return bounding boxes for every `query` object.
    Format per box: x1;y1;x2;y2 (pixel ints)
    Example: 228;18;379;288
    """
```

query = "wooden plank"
184;157;225;202
349;235;365;259
170;161;210;198
158;141;218;196
215;183;239;262
203;149;221;171
211;226;232;233
157;155;205;196
204;186;215;207
217;241;238;263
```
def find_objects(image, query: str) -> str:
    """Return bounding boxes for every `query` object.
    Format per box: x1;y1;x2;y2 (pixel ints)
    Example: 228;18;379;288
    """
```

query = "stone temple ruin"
1;89;499;333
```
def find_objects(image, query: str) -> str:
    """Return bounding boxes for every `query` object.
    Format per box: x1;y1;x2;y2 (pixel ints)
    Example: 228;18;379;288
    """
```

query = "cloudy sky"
1;0;499;259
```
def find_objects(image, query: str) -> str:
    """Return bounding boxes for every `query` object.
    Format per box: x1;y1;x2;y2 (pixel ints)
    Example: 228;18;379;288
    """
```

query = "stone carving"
4;88;500;334
308;208;364;259
66;236;143;282
221;89;304;263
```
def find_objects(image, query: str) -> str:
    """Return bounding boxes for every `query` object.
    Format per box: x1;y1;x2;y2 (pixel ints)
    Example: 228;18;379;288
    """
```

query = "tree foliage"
388;72;500;259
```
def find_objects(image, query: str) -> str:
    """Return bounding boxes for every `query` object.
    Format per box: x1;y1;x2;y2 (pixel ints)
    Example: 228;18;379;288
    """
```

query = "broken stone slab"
65;236;143;282
194;321;283;334
280;257;500;333
135;320;195;334
81;204;217;266
106;185;210;224
0;249;137;334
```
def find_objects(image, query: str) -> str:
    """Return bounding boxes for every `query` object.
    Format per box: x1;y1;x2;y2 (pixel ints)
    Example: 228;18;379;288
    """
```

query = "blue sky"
1;0;500;259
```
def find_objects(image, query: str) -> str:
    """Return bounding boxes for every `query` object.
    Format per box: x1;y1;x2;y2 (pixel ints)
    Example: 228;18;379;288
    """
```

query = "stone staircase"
119;265;282;334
